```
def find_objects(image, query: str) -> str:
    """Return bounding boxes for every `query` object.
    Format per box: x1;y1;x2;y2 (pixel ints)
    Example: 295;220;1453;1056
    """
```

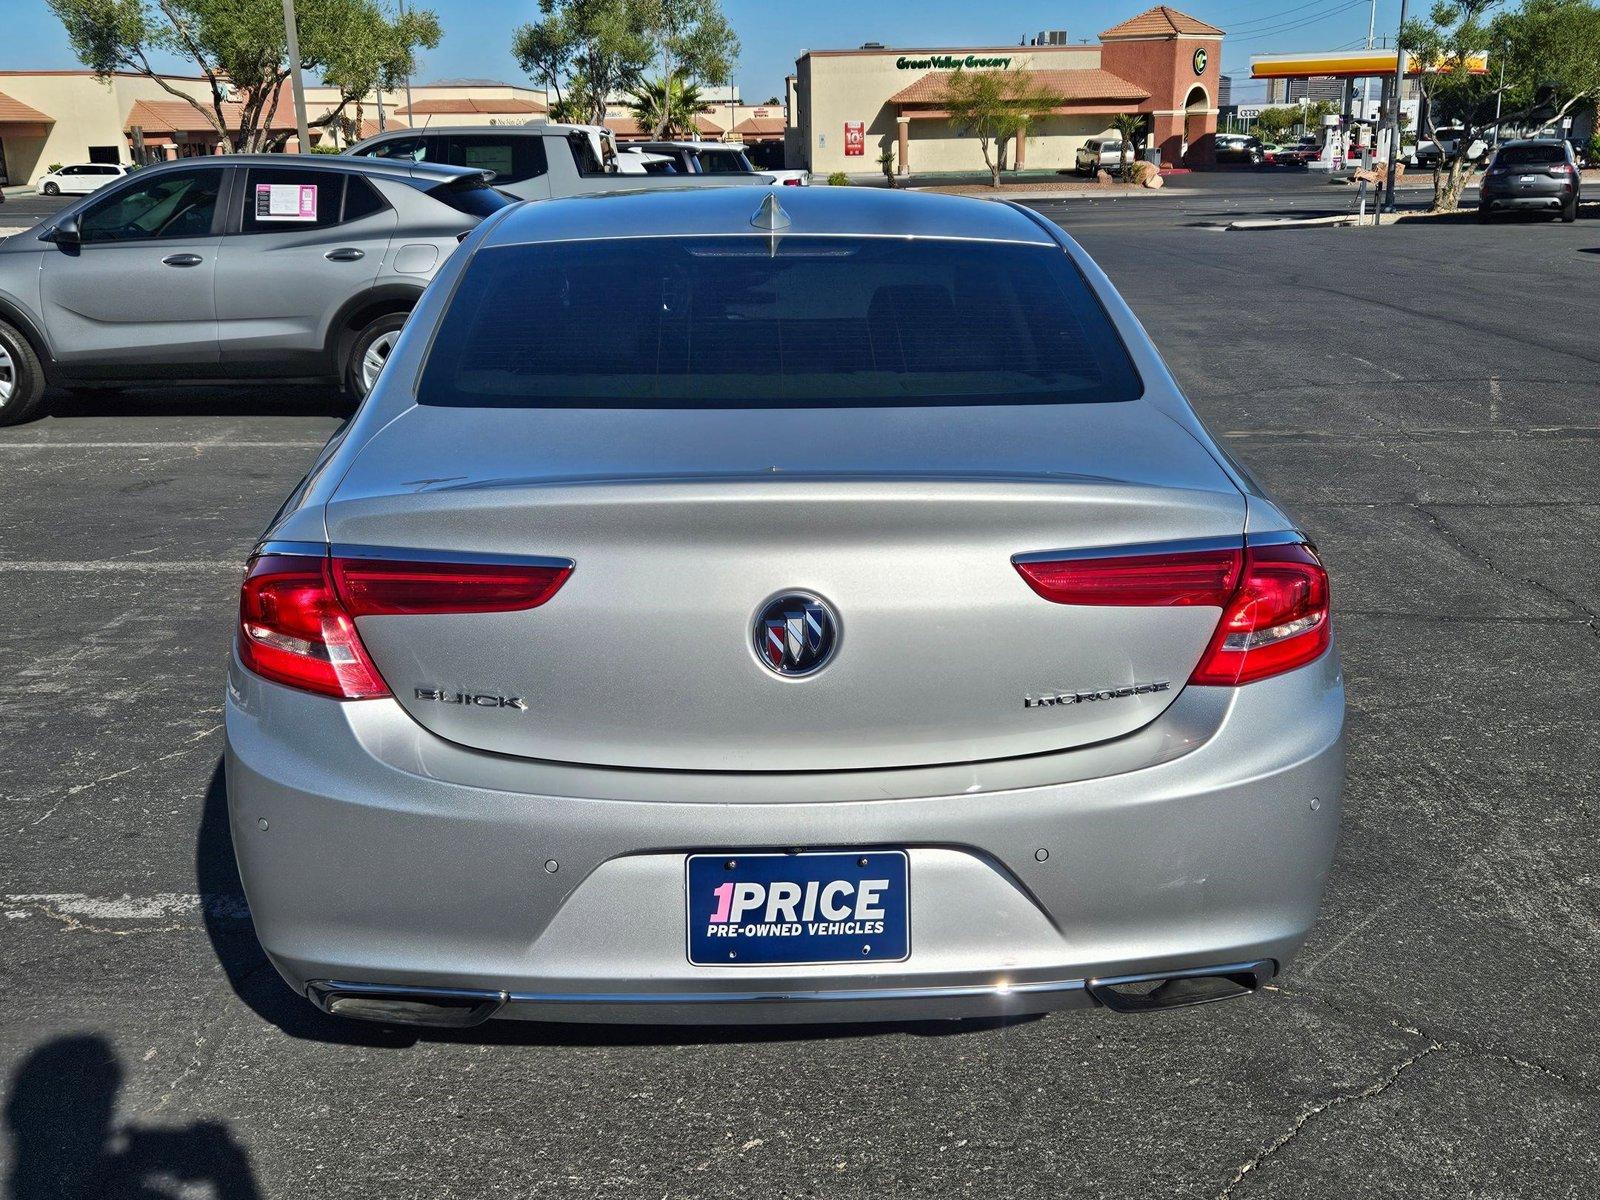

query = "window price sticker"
254;183;318;222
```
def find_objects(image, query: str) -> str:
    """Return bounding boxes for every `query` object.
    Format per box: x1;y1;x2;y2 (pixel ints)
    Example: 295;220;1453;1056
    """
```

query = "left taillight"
238;555;389;699
237;552;572;698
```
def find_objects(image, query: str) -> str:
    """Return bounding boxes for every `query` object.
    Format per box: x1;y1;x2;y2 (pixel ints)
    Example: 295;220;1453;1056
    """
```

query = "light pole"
1491;37;1508;150
281;0;311;152
1382;0;1410;212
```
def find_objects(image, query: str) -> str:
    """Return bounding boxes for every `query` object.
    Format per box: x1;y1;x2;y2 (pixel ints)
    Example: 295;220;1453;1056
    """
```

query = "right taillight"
1189;543;1330;686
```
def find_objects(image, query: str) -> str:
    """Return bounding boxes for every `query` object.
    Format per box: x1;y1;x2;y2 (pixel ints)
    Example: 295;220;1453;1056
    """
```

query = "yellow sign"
1250;50;1489;80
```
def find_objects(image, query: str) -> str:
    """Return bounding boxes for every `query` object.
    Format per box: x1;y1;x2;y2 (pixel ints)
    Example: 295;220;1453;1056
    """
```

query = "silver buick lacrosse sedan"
224;187;1343;1028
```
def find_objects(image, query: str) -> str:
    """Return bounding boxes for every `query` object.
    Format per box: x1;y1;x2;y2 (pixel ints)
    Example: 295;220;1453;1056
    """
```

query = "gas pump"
1308;113;1346;171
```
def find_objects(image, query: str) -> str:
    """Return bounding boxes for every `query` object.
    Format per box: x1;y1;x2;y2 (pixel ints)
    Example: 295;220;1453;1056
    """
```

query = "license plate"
1519;175;1536;184
686;851;910;966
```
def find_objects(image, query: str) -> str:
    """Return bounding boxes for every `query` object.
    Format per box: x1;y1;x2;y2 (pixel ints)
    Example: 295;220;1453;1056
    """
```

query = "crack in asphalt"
1267;982;1595;1095
1216;1042;1445;1199
1417;504;1600;637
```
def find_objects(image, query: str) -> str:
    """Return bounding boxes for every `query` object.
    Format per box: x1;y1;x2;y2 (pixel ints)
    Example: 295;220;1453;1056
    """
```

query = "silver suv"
0;154;511;426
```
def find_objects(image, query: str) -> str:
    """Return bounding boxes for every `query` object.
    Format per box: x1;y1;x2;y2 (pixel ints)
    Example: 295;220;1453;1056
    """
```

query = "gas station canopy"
1250;49;1489;79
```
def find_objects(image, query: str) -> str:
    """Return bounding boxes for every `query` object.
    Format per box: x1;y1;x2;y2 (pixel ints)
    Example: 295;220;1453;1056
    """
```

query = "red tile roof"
124;96;296;134
890;68;1149;107
396;97;544;116
732;115;785;138
0;90;53;124
1099;6;1224;39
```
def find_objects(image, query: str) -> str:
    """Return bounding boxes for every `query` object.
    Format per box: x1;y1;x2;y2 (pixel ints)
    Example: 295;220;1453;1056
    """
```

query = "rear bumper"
1481;185;1574;210
224;647;1344;1024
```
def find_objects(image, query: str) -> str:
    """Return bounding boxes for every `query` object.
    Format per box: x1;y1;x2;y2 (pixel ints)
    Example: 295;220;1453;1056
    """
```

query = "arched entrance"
1182;84;1211;166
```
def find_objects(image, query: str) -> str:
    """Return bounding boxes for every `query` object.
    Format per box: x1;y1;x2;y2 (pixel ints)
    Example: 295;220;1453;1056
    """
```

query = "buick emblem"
753;592;839;676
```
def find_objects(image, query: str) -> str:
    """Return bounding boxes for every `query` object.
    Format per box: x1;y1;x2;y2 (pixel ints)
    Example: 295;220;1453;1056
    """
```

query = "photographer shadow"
4;1035;262;1200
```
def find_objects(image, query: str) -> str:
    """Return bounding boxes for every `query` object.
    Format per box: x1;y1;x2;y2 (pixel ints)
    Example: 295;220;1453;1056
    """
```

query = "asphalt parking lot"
3;182;1598;1198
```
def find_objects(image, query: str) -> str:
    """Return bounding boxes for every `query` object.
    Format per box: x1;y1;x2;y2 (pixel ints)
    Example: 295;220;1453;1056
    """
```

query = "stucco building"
0;72;547;187
787;5;1225;176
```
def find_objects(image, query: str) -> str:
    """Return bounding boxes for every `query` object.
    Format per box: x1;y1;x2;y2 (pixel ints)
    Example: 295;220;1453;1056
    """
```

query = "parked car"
1075;137;1128;174
629;139;810;186
0;155;510;426
349;124;777;200
613;148;680;175
1411;127;1489;167
1214;134;1266;166
36;163;130;196
1479;139;1582;222
1262;143;1313;167
227;187;1342;1029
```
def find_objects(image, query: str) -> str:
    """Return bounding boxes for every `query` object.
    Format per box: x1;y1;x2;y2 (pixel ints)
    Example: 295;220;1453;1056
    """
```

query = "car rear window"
418;235;1143;409
426;179;515;218
1495;144;1565;166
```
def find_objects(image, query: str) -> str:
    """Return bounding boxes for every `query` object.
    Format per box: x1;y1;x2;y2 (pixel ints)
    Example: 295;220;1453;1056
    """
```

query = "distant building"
790;5;1229;176
1218;73;1232;107
0;72;549;185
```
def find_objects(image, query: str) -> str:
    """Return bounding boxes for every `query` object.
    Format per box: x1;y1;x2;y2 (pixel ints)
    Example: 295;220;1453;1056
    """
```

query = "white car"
1075;138;1128;175
37;163;130;197
614;148;682;176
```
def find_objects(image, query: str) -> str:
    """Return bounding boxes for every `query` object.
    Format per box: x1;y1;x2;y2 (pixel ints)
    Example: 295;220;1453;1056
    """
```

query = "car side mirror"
43;214;81;245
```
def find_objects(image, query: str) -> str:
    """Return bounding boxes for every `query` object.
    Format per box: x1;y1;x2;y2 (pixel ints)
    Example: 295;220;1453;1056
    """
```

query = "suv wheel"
346;312;409;400
0;321;48;427
41;181;59;197
1561;196;1577;223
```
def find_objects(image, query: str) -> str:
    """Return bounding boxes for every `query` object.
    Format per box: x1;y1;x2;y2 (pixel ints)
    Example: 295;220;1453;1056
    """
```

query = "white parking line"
4;892;248;919
0;441;326;450
0;560;239;571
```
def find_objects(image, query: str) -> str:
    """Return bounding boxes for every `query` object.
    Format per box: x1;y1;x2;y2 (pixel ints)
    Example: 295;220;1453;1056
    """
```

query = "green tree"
624;74;705;138
47;0;439;152
1493;0;1600;131
1397;0;1600;210
941;68;1064;188
1253;105;1301;144
636;0;739;136
512;0;654;128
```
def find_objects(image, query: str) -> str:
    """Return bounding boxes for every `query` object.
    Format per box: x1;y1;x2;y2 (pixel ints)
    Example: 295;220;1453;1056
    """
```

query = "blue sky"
5;0;1406;103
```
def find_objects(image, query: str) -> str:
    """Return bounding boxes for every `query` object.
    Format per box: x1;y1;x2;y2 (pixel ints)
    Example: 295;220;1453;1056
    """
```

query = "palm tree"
1110;113;1147;181
625;74;707;139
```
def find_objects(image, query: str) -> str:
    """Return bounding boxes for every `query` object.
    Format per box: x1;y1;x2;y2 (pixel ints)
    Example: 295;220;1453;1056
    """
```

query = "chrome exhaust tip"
1087;959;1275;1014
307;980;505;1028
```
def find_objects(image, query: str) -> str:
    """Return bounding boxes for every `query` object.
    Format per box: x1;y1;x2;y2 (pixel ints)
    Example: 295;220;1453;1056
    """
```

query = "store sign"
894;54;1012;70
844;122;865;156
1192;47;1208;75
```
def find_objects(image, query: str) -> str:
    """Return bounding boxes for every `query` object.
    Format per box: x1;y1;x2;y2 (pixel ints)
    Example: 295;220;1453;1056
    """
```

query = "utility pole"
1491;37;1508;150
281;0;311;152
1382;0;1410;212
1361;0;1377;124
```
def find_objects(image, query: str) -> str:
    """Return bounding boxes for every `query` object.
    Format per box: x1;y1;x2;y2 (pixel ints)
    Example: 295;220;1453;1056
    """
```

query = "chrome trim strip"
1011;534;1244;565
254;540;328;558
328;543;575;570
310;976;1089;1010
1245;529;1310;549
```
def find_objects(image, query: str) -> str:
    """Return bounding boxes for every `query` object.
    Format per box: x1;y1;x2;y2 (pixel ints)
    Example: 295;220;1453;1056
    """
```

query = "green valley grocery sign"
895;54;1013;70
